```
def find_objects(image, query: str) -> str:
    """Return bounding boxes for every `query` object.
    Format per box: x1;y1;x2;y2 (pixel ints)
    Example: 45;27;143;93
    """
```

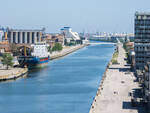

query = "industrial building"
7;28;45;44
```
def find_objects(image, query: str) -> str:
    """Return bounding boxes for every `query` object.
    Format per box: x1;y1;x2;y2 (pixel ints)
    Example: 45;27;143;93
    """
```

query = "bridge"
87;38;120;45
88;42;116;45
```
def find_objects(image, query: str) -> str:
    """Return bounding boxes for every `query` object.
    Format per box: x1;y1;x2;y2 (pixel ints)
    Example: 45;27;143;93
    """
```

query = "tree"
64;38;68;45
47;46;52;53
52;43;63;52
1;53;14;70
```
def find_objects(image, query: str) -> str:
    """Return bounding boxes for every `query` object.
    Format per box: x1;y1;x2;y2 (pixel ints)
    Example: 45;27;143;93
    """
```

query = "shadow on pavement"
122;101;147;113
122;88;147;113
108;67;131;72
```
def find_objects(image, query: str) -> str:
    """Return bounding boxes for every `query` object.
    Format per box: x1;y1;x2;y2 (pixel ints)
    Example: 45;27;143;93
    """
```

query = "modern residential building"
7;28;45;44
60;27;81;43
134;12;150;70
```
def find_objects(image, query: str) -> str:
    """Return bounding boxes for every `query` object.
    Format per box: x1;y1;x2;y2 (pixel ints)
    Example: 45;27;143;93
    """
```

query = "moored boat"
18;42;50;69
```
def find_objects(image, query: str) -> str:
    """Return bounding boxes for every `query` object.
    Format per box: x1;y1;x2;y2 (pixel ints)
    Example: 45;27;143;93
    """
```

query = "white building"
60;27;80;43
0;30;4;42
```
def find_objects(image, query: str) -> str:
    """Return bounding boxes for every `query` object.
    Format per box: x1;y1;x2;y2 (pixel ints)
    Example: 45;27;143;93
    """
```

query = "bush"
111;51;119;64
1;53;14;69
47;46;52;53
112;59;118;64
52;43;63;52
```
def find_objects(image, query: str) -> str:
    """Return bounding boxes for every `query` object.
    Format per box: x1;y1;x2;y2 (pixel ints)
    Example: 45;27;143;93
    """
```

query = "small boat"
17;42;50;69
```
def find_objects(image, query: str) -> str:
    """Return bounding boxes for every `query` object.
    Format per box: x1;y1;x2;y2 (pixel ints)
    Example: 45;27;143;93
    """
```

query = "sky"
0;0;150;33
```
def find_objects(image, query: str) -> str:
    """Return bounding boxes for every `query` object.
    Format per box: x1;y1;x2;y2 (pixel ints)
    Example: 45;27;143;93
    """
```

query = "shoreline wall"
89;44;117;111
0;68;28;81
50;44;89;60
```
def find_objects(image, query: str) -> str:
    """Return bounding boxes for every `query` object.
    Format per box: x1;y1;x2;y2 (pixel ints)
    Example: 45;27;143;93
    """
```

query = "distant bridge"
88;38;120;45
89;42;116;45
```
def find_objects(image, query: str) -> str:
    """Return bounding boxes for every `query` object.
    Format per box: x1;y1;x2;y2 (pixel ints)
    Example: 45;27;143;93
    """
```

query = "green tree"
52;43;63;52
1;53;14;70
47;46;52;53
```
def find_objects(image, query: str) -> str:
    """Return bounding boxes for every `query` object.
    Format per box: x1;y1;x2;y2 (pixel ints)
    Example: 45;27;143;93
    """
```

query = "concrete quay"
0;67;28;81
89;43;146;113
50;44;89;60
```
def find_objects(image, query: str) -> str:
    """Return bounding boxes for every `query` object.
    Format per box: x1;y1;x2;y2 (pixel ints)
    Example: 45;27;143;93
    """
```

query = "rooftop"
135;12;150;16
8;28;45;32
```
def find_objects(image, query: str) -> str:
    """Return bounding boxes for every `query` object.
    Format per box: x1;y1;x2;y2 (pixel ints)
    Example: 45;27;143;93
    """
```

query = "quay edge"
0;68;28;81
50;44;89;60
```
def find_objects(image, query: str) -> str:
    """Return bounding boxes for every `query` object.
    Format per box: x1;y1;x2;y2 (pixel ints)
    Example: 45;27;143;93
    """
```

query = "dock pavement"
89;43;146;113
50;44;88;60
0;66;27;81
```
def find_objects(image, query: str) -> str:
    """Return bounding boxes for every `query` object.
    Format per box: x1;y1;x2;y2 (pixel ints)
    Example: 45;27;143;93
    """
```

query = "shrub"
1;53;14;69
52;43;63;52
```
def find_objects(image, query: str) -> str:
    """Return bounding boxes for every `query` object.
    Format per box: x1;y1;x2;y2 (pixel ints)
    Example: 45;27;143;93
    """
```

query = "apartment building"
134;12;150;70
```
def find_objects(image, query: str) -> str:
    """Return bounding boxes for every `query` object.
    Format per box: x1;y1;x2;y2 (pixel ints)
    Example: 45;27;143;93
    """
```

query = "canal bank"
50;44;89;60
89;43;146;113
0;67;28;81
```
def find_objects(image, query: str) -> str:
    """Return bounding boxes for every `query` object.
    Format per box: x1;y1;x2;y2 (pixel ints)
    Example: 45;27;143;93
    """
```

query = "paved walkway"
50;44;87;59
0;67;27;81
89;44;145;113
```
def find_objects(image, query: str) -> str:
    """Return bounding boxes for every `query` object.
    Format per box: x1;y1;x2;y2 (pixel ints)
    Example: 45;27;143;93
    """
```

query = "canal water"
0;42;115;113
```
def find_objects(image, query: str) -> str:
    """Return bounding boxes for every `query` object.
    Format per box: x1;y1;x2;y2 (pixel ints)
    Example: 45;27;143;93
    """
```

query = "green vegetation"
68;41;77;46
47;46;52;53
123;42;130;59
52;43;63;51
48;43;63;53
119;39;125;43
1;53;14;70
123;42;128;52
111;59;118;64
65;40;78;46
130;39;134;42
111;50;119;64
0;56;2;60
123;41;133;64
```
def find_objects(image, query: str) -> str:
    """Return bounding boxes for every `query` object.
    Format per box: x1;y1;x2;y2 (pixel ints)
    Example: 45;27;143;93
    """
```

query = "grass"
125;52;128;58
111;51;119;64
